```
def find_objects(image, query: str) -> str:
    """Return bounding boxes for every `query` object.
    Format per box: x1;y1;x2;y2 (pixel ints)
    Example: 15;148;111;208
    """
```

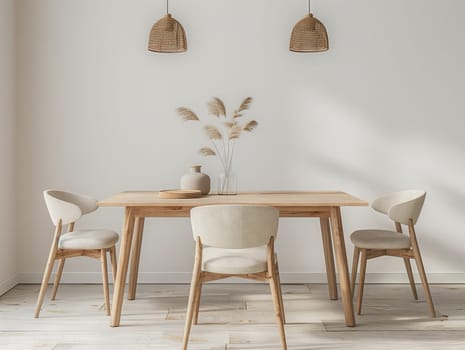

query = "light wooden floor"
1;283;464;349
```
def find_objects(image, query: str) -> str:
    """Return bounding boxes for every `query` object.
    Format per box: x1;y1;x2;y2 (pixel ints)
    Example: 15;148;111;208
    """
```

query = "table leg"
329;207;355;327
110;207;136;327
319;217;338;300
128;217;145;300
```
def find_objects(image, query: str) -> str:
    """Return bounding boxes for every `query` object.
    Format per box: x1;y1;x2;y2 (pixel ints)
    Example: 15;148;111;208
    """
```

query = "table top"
99;191;368;208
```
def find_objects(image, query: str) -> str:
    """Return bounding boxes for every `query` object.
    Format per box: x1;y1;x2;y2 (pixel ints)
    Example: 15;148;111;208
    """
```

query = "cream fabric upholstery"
36;190;119;319
59;229;119;250
350;190;436;318
184;205;287;349
202;245;268;274
191;205;279;249
350;229;411;249
44;190;98;225
351;190;426;250
191;205;279;275
371;190;426;225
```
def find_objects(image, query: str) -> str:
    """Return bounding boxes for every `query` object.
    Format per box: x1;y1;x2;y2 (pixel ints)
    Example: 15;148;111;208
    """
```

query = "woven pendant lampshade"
148;0;187;53
290;0;329;52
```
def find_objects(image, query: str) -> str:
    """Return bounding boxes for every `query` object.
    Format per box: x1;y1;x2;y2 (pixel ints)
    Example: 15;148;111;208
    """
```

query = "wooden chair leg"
356;249;367;315
34;255;57;318
51;258;65;300
192;282;202;325
403;257;418;300
182;239;202;350
351;247;360;300
414;255;436;317
101;249;111;316
110;246;117;285
408;224;436;317
274;257;286;324
35;223;62;318
269;266;287;350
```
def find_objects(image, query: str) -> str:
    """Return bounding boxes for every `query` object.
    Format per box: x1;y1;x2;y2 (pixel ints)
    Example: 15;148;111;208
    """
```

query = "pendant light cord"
308;0;311;14
166;0;169;15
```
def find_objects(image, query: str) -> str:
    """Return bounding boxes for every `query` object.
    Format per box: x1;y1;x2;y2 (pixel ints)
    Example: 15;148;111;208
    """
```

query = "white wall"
16;0;465;283
0;0;17;294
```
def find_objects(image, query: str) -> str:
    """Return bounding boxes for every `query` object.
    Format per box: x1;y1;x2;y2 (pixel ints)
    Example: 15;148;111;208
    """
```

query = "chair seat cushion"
350;229;411;249
202;245;268;274
58;229;119;250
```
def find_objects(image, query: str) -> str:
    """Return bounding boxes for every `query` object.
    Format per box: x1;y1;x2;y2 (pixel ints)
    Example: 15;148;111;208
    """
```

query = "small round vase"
180;165;210;195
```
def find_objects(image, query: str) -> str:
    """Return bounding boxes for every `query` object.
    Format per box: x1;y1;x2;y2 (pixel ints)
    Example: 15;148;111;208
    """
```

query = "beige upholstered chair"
34;190;119;318
350;190;436;317
183;205;287;350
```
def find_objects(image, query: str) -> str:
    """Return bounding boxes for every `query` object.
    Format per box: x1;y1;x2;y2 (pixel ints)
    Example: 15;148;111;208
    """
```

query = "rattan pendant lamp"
290;0;329;52
148;0;187;53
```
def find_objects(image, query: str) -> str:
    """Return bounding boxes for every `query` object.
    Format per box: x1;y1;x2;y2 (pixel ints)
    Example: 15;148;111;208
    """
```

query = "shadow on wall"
303;150;391;194
433;183;465;216
422;182;465;270
417;234;465;271
303;150;465;272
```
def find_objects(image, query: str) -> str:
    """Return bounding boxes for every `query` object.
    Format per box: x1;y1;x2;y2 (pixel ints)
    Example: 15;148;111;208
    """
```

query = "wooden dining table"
99;191;367;327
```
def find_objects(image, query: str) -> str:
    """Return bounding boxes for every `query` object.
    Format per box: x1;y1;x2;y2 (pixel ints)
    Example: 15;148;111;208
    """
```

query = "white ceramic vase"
180;165;210;195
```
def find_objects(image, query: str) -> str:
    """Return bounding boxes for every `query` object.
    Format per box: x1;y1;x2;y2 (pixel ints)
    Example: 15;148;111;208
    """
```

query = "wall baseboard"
18;272;465;285
0;274;20;296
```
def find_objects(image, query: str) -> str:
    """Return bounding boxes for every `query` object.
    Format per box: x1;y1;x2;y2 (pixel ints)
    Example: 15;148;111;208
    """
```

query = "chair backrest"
43;190;98;225
190;205;279;249
371;190;426;225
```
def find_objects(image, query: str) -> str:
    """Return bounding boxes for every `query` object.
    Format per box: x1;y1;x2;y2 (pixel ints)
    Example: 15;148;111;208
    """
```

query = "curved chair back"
190;205;279;249
43;190;98;225
371;190;426;225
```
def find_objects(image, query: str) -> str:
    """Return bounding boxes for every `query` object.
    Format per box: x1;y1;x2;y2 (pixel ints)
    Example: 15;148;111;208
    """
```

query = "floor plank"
1;284;465;349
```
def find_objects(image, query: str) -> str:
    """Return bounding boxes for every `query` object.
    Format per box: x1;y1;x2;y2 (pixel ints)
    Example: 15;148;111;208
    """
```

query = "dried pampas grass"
177;96;258;175
199;147;216;156
229;124;242;140
176;107;199;121
204;125;223;140
243;120;258;132
208;97;226;118
238;97;253;112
